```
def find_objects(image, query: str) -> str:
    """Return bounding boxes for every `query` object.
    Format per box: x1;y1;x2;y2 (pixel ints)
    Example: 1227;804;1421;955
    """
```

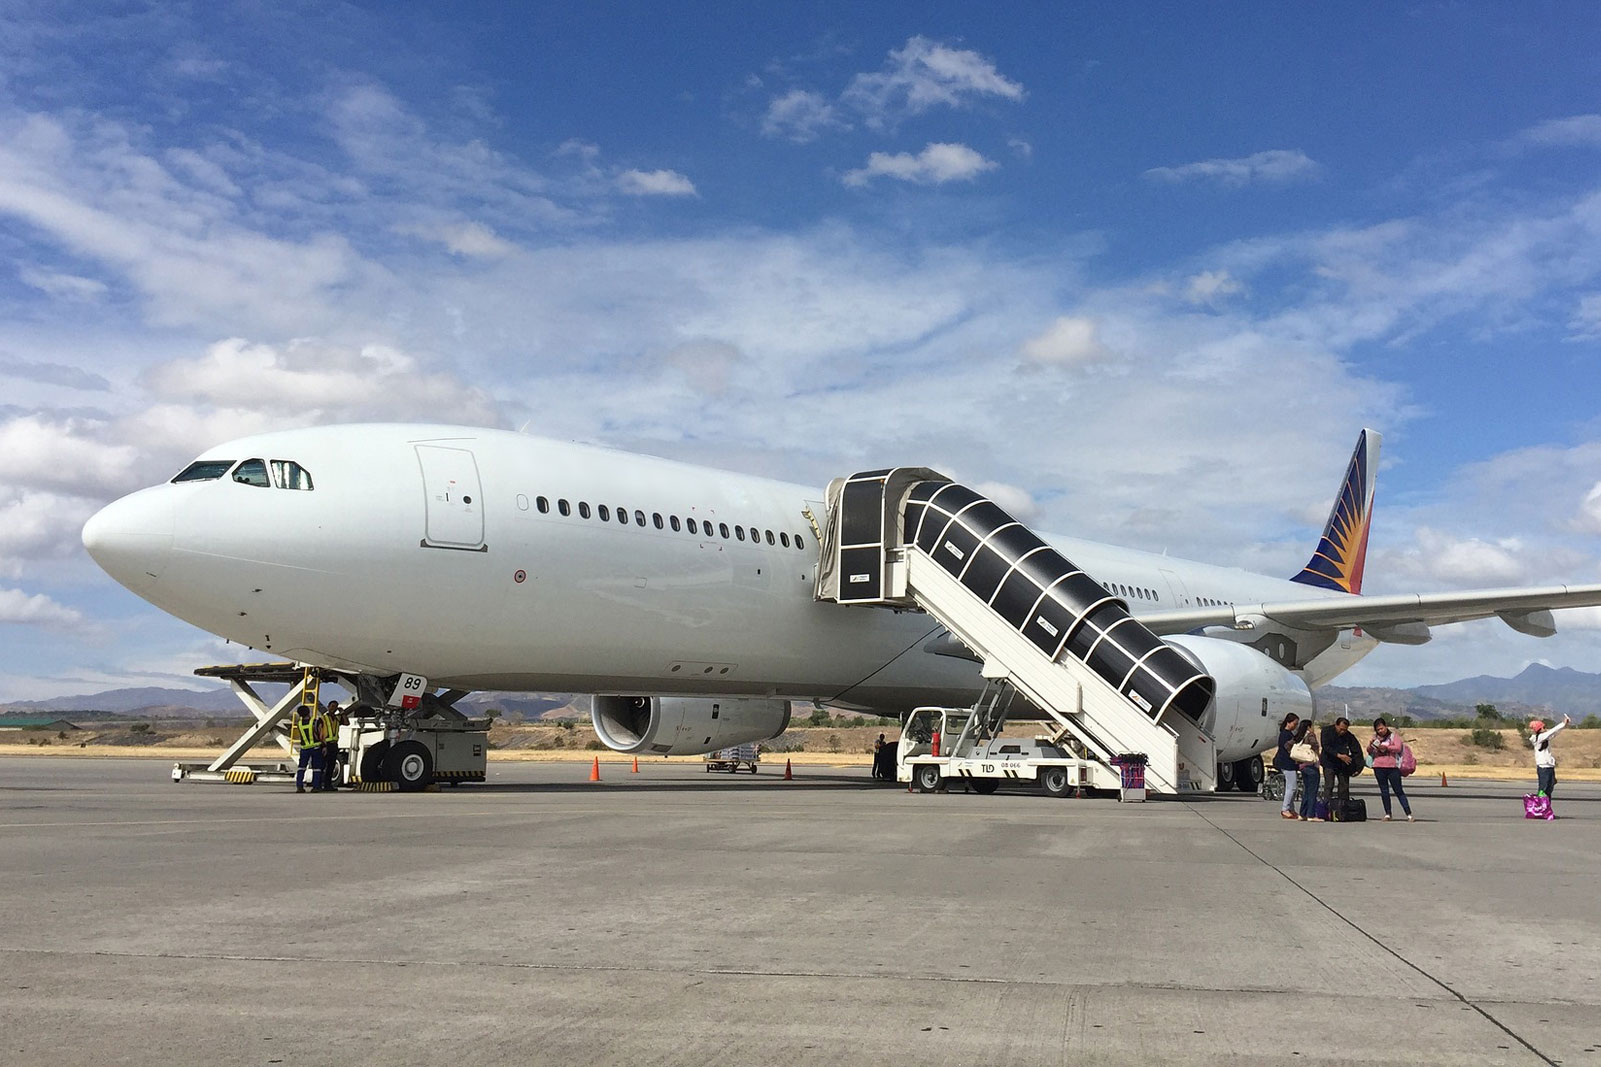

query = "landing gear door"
416;445;486;551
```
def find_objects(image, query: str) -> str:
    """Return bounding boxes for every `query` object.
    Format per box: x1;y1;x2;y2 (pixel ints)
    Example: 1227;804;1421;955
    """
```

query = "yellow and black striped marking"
351;781;397;792
224;769;256;784
432;770;486;781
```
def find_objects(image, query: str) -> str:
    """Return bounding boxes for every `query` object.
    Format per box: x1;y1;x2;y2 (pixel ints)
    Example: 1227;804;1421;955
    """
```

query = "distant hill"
8;663;1600;723
1408;663;1601;717
0;686;243;717
1320;663;1601;722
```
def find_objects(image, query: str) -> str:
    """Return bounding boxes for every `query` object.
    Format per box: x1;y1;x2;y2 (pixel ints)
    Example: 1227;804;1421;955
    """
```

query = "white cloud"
1576;481;1601;535
0;587;85;629
616;169;697;197
1514;114;1601;149
0;356;109;391
761;89;844;142
1183;269;1243;305
397;219;517;257
1143;149;1320;186
139;337;503;427
1018;316;1110;366
0;414;139;497
18;266;108;302
1569;292;1601;337
842;36;1024;128
973;481;1038;522
842;142;996;187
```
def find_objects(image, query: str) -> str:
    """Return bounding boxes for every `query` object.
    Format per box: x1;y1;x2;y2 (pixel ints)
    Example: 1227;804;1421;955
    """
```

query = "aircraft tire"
970;778;999;795
914;764;942;793
1039;766;1072;798
1216;760;1236;791
359;740;390;784
1236;758;1264;793
387;740;434;792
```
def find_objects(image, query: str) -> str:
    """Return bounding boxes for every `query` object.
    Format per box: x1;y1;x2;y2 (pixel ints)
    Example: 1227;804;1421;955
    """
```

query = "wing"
1138;583;1601;642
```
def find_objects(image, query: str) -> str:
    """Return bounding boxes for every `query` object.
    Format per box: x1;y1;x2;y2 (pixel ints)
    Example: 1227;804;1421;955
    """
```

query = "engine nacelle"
590;695;793;756
1165;634;1315;762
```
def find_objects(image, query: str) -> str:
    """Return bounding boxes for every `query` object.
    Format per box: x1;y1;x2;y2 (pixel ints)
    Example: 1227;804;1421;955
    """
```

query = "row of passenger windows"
171;458;315;491
531;495;807;551
1197;596;1232;607
1110;582;1158;602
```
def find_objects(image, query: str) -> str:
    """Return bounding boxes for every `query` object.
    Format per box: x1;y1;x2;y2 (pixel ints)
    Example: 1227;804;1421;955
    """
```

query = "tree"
1475;703;1502;722
807;707;831;727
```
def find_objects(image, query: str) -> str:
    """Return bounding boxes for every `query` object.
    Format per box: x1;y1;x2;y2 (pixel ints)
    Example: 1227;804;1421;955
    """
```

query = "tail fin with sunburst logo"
1291;429;1381;595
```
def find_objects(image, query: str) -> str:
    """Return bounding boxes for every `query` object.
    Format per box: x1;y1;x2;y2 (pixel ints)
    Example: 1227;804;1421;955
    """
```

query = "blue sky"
3;1;1601;699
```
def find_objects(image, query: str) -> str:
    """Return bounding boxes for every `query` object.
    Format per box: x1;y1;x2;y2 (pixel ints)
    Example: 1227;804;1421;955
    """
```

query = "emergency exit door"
416;444;486;550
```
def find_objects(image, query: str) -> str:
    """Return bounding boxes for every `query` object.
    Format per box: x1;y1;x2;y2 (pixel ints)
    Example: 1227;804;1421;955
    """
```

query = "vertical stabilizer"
1291;429;1381;594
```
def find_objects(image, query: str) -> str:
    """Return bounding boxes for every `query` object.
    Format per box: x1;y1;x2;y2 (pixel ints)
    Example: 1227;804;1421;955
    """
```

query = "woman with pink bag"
1367;718;1414;822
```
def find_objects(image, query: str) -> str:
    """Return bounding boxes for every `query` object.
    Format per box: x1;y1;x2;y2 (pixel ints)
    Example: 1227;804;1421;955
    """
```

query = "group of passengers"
1271;713;1414;822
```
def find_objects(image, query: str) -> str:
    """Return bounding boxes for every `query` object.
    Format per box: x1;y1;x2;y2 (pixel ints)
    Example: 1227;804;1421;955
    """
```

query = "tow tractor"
896;683;1133;799
172;663;488;791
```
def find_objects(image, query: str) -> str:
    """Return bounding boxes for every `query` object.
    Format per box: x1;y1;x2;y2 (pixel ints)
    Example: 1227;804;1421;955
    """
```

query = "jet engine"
590;695;793;756
1164;634;1315;768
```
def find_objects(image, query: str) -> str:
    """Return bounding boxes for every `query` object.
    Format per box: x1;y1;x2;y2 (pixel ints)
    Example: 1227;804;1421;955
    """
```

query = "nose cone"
82;488;176;593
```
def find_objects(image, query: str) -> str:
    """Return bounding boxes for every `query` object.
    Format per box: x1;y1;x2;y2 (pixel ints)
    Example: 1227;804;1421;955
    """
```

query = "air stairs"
815;468;1218;794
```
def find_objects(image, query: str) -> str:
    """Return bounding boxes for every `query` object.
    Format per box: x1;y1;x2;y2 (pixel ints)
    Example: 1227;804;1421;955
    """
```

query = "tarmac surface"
0;757;1597;1066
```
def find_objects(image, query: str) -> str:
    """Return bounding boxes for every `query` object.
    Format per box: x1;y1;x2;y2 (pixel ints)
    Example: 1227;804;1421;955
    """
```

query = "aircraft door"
416;444;487;550
1158;568;1190;608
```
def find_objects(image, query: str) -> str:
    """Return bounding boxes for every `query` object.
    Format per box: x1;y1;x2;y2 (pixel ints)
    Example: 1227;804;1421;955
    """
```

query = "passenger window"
536;496;549;514
634;510;646;526
171;459;235;483
653;513;664;530
558;499;571;516
598;505;610;521
795;533;805;550
780;532;790;548
670;516;681;532
269;460;314;490
765;530;775;545
578;502;591;519
736;526;745;541
719;523;730;539
618;508;629;525
232;459;270;487
687;517;698;534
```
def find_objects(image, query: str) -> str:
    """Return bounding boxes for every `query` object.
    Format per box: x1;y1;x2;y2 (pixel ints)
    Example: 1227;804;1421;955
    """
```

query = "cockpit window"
171;460;235;483
270;460;314;491
232;458;271;487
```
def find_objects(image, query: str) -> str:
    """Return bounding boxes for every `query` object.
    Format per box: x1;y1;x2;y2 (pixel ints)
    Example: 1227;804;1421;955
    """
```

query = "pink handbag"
1524;794;1555;820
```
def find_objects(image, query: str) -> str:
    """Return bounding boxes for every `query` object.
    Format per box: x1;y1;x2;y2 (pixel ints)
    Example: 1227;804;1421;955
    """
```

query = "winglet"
1291;429;1381;594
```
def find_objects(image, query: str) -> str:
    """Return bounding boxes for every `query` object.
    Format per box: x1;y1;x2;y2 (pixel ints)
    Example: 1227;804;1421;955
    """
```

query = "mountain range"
4;663;1598;722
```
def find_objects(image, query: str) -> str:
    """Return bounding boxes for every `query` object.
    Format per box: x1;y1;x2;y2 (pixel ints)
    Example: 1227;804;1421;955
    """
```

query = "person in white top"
1530;715;1572;798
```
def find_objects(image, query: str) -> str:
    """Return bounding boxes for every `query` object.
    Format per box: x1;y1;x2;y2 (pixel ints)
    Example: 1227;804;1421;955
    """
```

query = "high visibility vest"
314;711;335;745
294;713;317;748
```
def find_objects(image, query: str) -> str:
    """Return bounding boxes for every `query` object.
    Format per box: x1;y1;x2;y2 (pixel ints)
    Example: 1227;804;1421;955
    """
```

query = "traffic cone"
783;759;793;780
589;757;601;782
1440;771;1448;787
632;756;639;774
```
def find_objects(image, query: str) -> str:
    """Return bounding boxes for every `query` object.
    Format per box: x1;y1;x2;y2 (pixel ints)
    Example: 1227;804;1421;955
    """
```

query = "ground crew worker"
292;703;323;793
320;701;342;791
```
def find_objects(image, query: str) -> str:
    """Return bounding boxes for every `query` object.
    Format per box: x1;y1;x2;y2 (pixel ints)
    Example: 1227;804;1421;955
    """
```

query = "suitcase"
1525;794;1555;820
1330;798;1367;823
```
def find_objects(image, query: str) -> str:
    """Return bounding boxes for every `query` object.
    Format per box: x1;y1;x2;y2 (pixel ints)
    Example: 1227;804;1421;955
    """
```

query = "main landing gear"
1217;757;1265;794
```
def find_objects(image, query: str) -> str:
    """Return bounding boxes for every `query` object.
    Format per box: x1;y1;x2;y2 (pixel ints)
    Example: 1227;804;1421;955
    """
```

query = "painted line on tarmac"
1183;801;1558;1067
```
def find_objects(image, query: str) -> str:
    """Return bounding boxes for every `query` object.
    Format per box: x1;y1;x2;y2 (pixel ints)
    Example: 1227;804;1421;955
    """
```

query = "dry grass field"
4;721;1600;780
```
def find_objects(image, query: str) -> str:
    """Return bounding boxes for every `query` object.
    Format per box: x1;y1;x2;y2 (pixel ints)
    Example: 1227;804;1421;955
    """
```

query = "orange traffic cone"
1440;771;1448;787
589;757;601;782
783;759;793;780
632;756;639;774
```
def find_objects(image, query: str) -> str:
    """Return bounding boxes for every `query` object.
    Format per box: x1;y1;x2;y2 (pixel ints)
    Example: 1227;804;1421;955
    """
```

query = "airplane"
80;424;1601;790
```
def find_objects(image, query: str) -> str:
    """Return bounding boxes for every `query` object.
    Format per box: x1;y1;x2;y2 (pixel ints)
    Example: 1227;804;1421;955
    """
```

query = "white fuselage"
83;424;1371;743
